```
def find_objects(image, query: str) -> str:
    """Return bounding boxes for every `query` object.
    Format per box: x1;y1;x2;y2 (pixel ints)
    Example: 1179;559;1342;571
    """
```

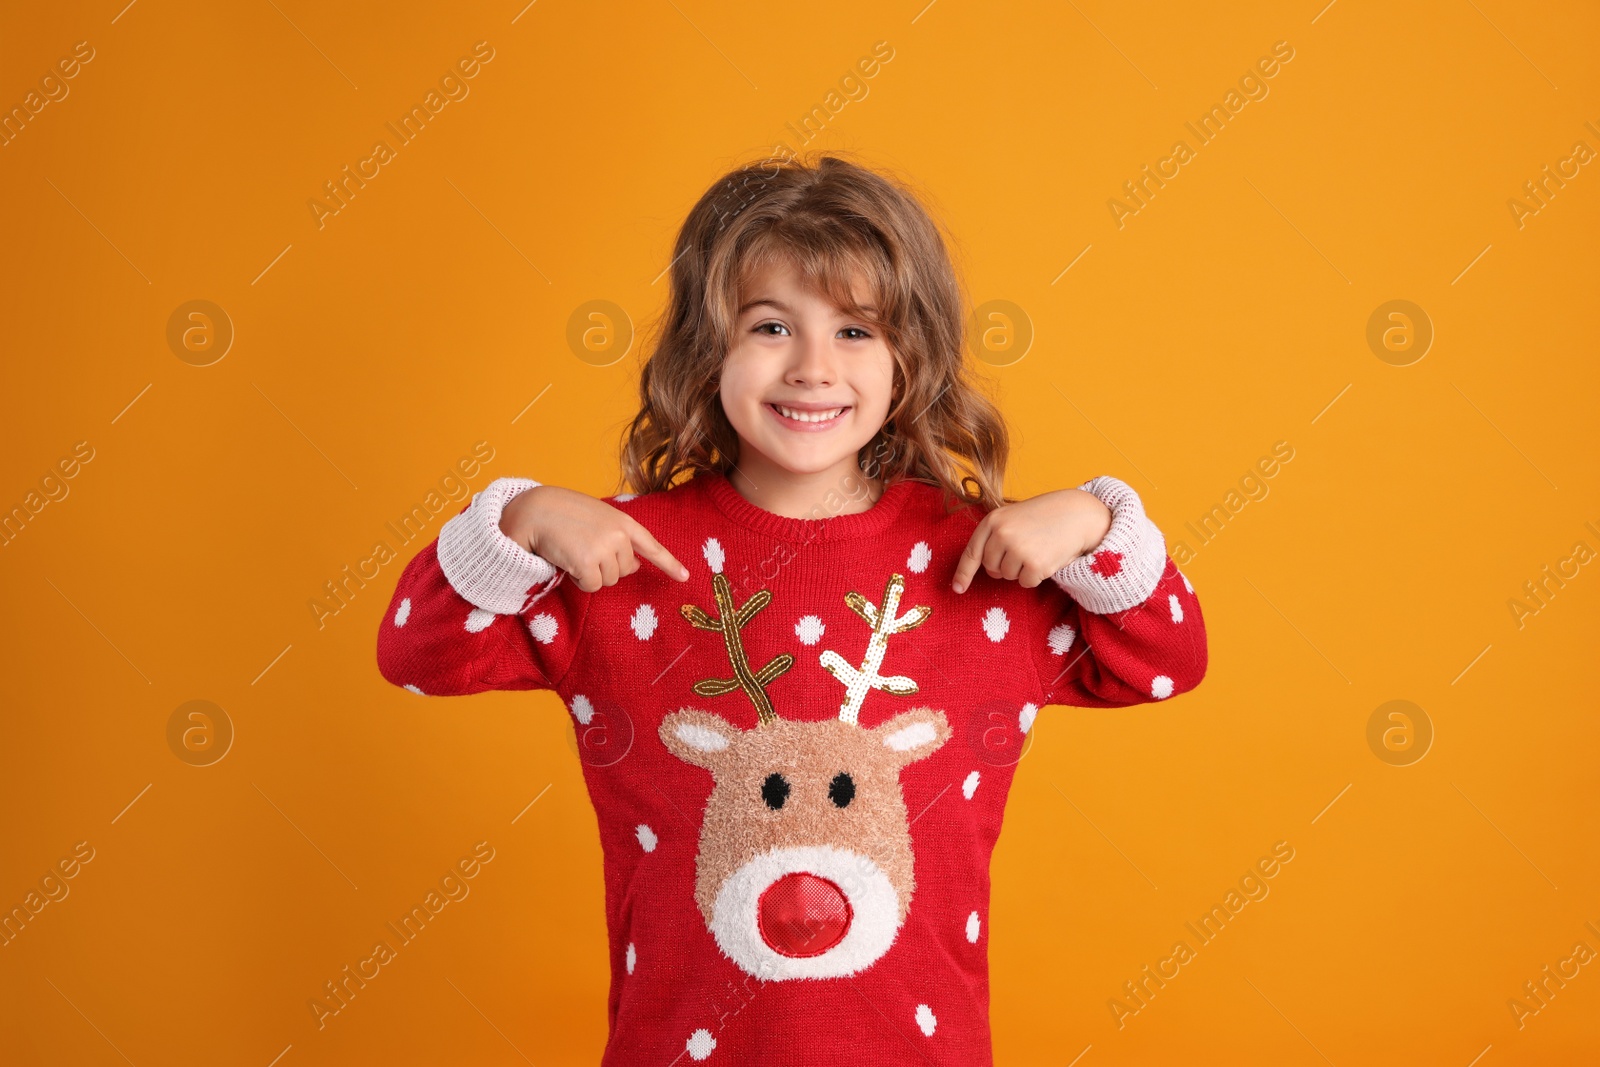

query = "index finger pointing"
626;519;690;581
951;522;990;594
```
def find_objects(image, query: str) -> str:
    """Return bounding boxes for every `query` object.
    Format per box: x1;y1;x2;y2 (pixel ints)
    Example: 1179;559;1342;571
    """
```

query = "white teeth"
774;405;845;423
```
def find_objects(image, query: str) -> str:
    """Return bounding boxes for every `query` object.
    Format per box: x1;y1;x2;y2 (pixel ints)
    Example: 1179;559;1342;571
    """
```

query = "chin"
766;446;861;477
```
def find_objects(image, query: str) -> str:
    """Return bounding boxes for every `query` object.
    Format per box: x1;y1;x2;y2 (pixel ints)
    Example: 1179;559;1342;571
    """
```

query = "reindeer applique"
659;570;950;981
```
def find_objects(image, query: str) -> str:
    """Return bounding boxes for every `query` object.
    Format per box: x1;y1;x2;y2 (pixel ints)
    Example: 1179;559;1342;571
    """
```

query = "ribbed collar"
697;468;918;542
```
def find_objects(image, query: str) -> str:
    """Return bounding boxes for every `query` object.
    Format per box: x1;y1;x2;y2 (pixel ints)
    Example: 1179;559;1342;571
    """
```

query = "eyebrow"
738;298;879;316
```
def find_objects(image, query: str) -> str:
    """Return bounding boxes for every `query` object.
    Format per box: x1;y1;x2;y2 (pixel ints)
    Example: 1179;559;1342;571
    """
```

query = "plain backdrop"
1;1;1596;1064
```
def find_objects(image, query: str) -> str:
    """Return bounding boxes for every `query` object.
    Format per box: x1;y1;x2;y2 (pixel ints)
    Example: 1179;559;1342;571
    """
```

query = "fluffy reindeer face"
659;706;950;980
665;568;944;979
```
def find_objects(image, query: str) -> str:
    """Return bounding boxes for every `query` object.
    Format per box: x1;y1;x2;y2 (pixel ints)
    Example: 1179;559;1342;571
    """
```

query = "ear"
871;707;950;766
659;709;742;770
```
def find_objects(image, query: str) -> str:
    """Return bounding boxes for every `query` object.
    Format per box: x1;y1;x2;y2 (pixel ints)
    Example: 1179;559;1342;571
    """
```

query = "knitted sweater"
375;469;1207;1066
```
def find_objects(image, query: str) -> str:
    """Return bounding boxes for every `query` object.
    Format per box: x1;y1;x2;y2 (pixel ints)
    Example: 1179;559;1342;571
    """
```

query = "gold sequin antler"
681;572;794;726
819;572;930;725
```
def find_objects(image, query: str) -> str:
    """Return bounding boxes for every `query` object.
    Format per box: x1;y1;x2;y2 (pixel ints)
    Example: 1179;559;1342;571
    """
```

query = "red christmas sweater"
375;468;1207;1066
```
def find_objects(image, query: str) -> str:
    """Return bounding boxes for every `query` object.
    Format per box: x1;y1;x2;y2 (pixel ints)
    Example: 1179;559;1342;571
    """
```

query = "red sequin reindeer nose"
758;872;852;957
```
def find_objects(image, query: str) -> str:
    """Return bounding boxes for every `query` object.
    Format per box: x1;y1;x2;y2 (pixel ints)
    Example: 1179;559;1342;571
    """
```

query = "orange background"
3;1;1598;1064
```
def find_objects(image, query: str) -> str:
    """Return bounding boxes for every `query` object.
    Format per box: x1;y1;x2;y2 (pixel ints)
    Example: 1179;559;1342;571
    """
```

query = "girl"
377;153;1206;1065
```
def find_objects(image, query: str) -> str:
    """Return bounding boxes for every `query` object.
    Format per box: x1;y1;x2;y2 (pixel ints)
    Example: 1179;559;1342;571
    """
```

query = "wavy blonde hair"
618;151;1011;512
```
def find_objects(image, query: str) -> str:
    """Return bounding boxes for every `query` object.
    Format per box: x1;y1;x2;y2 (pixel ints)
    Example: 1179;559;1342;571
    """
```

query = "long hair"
617;151;1011;512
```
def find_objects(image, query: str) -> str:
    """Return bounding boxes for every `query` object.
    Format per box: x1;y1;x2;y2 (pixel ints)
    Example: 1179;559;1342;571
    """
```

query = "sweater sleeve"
1029;475;1207;708
375;477;591;697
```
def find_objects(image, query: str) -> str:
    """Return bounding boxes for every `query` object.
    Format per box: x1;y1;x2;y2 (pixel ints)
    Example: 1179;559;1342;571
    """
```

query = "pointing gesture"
951;488;1112;594
500;485;690;593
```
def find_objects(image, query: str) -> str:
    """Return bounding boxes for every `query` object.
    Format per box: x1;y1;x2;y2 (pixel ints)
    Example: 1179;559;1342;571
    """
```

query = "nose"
758;872;852;957
786;332;836;387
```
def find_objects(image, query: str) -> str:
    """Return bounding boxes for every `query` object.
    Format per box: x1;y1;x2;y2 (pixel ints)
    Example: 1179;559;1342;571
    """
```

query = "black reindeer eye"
829;772;855;807
762;773;790;810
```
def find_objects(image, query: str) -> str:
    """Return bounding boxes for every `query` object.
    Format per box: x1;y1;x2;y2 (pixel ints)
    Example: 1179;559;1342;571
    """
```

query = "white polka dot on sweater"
982;606;1010;642
915;1003;937;1036
611;492;638;502
1151;675;1174;699
631;604;658;640
966;911;981;943
636;824;658;852
703;537;725;574
962;770;980;800
795;615;825;645
1169;594;1183;623
527;613;558;644
908;541;932;573
626;942;636;974
403;684;425;696
569;694;594;725
465;608;495;633
394;598;411;626
686;1028;715;1060
1180;570;1193;594
1047;622;1075;655
1018;703;1038;734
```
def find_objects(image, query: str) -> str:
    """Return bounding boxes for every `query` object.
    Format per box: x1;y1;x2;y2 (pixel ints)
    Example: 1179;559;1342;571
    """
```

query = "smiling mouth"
767;403;850;427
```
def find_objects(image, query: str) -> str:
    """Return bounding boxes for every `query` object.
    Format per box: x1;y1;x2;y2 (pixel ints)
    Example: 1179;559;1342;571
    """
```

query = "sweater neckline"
698;468;917;542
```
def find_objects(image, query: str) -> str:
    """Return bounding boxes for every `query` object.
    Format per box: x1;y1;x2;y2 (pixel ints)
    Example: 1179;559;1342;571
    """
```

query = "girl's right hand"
498;485;690;592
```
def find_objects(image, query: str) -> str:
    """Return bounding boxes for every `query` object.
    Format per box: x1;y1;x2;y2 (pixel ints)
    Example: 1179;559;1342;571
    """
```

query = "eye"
762;773;790;810
839;326;872;340
754;321;789;336
828;772;855;807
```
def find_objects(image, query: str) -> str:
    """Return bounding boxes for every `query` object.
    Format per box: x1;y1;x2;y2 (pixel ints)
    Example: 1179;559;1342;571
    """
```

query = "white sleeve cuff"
437;476;561;614
1051;475;1167;614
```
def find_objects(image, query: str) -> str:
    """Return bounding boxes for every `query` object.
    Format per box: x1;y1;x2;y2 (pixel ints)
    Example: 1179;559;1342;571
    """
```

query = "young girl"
377;154;1206;1065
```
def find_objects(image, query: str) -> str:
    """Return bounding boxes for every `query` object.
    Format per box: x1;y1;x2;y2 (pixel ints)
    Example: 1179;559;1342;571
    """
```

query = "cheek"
855;348;897;411
717;351;769;431
718;353;755;408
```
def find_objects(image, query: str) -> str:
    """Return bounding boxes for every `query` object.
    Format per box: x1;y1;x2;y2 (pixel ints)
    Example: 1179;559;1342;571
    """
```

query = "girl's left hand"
951;488;1113;593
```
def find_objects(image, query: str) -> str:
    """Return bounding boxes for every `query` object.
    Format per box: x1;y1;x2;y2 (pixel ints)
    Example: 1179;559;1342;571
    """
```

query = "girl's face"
719;256;895;488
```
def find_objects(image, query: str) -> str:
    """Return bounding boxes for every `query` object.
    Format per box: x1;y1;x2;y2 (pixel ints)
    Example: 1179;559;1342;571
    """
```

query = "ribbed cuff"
437;477;561;614
1052;475;1166;614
